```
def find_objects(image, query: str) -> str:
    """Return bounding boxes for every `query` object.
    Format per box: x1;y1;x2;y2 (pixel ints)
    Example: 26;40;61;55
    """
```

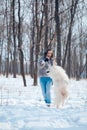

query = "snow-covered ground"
0;75;87;130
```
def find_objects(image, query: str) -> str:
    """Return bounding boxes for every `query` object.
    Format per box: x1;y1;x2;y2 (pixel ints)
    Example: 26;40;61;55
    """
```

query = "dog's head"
46;65;57;78
47;65;69;83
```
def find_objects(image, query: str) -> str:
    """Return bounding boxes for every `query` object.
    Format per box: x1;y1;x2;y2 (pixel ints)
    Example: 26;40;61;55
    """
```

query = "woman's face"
46;50;53;58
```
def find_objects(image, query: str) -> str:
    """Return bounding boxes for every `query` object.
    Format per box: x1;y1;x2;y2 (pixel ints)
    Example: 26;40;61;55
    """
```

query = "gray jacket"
38;57;53;77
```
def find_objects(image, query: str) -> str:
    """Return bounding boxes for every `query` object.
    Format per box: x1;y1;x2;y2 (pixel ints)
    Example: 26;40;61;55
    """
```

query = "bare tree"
0;32;3;74
29;3;35;78
5;0;9;78
86;53;87;78
32;0;44;85
33;0;40;86
12;0;16;78
0;55;1;74
62;0;79;77
18;0;26;86
55;0;61;66
44;0;48;50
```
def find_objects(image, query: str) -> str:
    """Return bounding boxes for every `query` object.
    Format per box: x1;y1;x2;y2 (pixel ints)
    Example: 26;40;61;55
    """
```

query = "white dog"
48;65;69;108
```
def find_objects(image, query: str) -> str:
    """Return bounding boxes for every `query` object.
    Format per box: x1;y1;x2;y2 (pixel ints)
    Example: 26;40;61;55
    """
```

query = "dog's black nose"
46;71;50;73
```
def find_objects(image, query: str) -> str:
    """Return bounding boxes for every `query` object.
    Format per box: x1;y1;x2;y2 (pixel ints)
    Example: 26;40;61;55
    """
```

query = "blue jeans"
39;77;53;104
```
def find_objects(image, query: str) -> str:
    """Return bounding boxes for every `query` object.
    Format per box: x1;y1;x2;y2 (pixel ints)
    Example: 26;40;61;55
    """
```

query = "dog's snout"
46;70;50;73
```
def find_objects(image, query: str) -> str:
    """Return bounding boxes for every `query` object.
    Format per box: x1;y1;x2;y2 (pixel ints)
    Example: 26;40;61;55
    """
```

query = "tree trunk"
6;0;9;78
67;0;79;77
86;54;87;78
30;40;34;78
0;55;1;74
18;0;26;86
55;0;61;66
13;0;16;78
66;25;72;77
62;0;79;77
44;0;48;50
29;3;35;78
0;32;3;74
33;0;39;86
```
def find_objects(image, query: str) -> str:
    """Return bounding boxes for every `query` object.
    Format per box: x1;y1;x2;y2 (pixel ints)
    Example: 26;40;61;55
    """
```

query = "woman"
38;49;53;107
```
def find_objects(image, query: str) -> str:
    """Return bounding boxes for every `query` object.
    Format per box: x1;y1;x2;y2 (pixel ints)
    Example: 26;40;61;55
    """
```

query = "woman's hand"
44;58;49;62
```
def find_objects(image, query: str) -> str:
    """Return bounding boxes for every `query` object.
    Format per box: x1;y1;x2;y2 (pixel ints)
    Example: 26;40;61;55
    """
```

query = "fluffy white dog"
48;65;69;108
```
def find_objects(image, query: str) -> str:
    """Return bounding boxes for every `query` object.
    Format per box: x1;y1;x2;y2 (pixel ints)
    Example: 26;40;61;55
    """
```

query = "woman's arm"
38;57;49;69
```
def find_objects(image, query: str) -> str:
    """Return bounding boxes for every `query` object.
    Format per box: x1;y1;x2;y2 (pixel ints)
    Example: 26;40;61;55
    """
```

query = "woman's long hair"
44;49;53;58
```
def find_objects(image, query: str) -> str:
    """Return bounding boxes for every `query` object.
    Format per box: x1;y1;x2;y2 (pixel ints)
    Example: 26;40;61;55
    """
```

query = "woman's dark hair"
44;48;53;58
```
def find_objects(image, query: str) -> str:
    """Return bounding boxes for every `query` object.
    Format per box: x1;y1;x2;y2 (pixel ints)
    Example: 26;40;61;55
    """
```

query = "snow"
0;75;87;130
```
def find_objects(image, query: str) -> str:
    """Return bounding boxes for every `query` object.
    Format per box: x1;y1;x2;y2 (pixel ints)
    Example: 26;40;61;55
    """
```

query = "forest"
0;0;87;86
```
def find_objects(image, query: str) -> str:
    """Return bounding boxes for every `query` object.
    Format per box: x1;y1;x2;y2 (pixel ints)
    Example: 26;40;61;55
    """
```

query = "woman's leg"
39;77;46;102
45;77;53;104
